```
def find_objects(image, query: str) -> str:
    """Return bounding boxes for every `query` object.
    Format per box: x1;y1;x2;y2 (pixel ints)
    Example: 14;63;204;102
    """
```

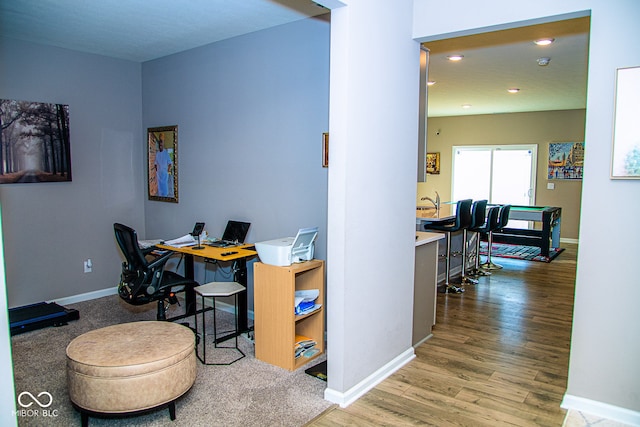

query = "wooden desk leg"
233;259;249;333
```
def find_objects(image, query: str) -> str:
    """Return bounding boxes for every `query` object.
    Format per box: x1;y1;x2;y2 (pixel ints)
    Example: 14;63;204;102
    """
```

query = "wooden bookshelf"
254;259;325;371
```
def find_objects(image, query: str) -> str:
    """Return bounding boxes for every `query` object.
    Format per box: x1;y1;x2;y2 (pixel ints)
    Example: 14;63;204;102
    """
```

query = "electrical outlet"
84;259;92;273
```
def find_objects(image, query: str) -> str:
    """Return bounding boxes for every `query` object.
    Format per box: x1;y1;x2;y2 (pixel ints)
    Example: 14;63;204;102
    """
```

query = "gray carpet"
11;295;331;426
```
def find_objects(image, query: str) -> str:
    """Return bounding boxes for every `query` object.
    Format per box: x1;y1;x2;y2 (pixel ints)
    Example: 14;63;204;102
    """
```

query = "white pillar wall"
323;0;421;406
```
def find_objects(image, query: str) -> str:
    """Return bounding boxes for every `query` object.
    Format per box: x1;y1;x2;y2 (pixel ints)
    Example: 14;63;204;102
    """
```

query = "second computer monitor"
222;220;251;243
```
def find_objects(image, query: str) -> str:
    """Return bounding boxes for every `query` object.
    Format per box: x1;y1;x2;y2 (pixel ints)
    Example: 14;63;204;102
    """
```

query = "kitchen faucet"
420;191;440;210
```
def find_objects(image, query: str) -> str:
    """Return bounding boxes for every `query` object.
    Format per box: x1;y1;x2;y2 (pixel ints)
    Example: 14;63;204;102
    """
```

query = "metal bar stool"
462;199;487;285
481;204;511;271
469;205;501;277
423;199;473;293
194;281;246;365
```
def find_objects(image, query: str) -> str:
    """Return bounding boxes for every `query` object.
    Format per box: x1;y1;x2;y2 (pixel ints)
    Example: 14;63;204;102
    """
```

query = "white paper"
164;234;197;248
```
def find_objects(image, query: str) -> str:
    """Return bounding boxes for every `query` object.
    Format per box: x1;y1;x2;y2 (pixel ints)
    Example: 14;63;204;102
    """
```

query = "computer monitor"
221;220;251;243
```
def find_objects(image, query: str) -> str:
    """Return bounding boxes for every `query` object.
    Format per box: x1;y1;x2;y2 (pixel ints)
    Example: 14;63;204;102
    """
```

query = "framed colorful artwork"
148;125;178;202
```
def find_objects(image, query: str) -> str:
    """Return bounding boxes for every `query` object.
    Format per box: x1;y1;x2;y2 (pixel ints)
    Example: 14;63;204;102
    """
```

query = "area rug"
480;242;564;263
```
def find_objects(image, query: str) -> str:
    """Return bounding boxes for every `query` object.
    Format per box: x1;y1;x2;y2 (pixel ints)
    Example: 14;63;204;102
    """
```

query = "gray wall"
0;16;329;424
141;16;330;309
0;38;144;306
0;16;329;311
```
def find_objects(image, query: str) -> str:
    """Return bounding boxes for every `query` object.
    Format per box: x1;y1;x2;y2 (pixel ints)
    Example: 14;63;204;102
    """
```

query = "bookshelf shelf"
254;259;325;371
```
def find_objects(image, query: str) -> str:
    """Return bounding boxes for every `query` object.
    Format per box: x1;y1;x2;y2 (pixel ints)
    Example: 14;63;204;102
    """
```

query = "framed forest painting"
0;99;72;184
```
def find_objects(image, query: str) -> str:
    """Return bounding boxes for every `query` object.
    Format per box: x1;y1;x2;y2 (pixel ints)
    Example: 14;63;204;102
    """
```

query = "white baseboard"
324;347;415;408
50;286;256;320
560;237;579;244
413;333;433;348
561;394;640;426
51;286;118;306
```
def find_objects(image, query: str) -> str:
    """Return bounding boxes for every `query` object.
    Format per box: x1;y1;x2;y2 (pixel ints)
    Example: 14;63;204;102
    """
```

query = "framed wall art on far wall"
148;125;178;202
611;66;640;179
548;142;584;180
322;132;329;168
0;99;72;184
426;152;440;174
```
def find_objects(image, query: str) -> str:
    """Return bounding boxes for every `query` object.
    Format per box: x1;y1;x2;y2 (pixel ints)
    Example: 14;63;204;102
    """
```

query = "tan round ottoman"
66;321;196;426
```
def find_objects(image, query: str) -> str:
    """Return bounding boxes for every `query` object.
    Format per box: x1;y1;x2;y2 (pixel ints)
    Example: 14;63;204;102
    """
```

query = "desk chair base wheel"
480;261;503;270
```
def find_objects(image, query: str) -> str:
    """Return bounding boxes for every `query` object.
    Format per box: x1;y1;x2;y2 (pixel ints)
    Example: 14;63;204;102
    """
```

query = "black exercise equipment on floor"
9;302;79;336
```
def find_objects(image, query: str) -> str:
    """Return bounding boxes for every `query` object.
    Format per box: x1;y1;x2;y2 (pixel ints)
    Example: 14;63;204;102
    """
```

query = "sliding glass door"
452;145;537;207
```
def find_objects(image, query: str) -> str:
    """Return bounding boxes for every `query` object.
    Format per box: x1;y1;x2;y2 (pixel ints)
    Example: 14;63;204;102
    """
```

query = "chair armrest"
147;250;174;270
141;246;157;256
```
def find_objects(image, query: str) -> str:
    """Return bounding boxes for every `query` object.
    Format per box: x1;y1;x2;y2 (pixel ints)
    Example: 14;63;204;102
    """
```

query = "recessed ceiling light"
534;38;555;46
507;88;520;93
427;81;436;86
462;104;472;109
447;54;464;61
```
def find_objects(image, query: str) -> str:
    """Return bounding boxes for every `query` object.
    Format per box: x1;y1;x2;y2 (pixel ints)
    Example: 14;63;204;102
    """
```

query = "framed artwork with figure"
148;125;178;202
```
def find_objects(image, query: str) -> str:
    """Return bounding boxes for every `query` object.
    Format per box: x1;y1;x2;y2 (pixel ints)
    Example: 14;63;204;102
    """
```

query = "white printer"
255;227;318;267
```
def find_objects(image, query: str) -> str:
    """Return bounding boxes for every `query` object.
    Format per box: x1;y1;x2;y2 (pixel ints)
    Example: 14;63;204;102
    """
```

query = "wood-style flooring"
308;244;578;426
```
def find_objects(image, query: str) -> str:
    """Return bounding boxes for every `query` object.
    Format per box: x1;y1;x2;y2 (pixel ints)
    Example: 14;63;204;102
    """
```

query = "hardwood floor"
308;244;578;426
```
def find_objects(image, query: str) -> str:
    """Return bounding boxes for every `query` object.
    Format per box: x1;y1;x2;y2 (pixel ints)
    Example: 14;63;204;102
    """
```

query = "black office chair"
423;199;473;293
469;205;501;277
480;204;511;271
462;199;487;284
114;223;199;321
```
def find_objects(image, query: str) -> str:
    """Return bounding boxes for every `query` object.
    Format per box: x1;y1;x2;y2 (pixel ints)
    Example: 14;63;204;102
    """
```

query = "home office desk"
155;243;258;333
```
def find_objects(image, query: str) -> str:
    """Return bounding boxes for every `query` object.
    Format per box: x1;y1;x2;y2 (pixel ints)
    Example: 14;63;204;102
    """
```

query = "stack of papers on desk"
138;239;163;249
164;234;197;248
164;231;209;248
295;334;317;359
294;289;320;315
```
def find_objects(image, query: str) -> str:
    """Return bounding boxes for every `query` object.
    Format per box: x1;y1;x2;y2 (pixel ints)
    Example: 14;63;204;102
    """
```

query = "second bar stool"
194;281;246;365
481;204;511;271
462;199;487;285
469;205;501;277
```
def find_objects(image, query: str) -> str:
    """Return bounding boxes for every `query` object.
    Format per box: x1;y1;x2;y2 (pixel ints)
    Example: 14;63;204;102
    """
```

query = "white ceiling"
0;0;327;62
424;17;590;117
0;2;589;117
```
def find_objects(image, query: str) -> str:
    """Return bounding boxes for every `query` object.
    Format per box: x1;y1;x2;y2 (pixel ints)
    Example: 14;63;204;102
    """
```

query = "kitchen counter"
416;231;445;246
413;231;444;347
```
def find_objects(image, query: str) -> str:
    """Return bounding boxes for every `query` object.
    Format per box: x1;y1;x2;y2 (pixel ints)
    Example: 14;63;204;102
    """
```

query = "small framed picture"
322;132;329;168
426;152;440;174
148;125;178;202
